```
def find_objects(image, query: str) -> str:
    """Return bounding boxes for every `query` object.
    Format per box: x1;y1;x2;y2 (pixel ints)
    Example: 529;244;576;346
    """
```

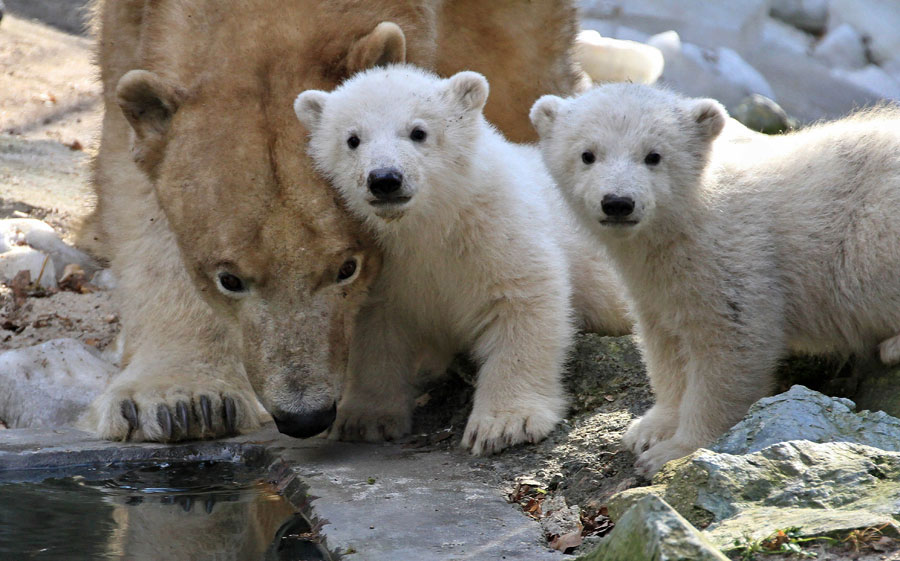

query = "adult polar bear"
80;0;584;442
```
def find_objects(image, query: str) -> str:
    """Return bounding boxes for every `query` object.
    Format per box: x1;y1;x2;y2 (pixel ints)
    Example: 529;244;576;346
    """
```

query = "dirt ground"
0;14;116;353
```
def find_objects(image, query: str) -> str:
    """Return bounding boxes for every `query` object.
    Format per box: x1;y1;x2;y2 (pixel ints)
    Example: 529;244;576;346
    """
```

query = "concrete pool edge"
0;425;561;561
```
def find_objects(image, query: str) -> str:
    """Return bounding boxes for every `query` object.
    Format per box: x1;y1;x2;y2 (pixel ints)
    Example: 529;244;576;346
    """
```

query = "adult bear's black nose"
272;402;336;438
367;168;404;200
601;194;635;217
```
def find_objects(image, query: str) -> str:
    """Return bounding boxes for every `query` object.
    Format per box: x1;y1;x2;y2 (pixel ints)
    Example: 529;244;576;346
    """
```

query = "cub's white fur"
532;83;900;474
295;65;629;454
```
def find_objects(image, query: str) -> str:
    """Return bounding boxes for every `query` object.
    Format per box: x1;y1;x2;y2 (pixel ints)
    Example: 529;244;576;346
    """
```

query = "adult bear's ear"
444;71;489;114
688;98;727;141
116;70;184;177
294;90;330;131
346;21;406;73
529;95;564;138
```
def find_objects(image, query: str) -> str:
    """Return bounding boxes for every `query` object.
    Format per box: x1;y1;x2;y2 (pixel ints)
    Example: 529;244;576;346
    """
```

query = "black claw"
121;400;139;433
157;405;174;440
205;498;215;514
200;395;213;432
176;401;190;435
178;496;193;512
223;396;236;434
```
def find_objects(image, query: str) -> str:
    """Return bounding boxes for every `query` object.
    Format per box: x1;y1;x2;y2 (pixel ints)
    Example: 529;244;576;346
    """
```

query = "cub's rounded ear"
294;90;330;131
529;95;564;138
116;69;184;176
444;71;489;114
346;21;406;73
689;98;727;141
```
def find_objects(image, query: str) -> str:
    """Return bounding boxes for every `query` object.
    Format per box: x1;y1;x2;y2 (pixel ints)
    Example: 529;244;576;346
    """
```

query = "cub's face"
295;66;489;229
530;84;726;240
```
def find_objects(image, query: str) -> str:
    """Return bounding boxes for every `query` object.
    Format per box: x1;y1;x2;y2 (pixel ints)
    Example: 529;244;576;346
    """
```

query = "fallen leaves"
508;479;616;555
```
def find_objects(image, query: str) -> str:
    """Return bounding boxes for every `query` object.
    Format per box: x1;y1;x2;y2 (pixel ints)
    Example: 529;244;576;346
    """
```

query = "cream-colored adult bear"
78;0;584;442
531;83;900;475
294;65;629;454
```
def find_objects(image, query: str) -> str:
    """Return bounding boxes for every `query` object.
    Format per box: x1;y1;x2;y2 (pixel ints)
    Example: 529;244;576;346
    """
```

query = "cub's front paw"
634;436;699;477
84;378;264;442
328;399;412;442
622;405;679;454
462;403;562;456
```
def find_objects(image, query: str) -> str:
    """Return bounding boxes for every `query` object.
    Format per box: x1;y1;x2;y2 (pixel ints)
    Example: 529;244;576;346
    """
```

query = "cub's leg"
329;301;419;442
635;334;781;476
622;323;686;454
463;293;572;455
878;333;900;365
82;214;266;441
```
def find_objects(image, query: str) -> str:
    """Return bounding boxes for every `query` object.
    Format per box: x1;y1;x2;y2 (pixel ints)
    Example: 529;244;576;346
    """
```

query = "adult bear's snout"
272;402;337;438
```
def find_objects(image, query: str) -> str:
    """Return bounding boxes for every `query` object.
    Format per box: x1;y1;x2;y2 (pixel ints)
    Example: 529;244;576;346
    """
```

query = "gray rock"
609;441;900;549
832;64;900;100
540;495;582;539
758;17;814;57
0;218;98;281
731;94;795;134
711;385;900;455
0;338;116;428
576;495;728;561
813;23;867;70
0;246;56;288
769;0;828;35
648;31;775;110
829;0;900;67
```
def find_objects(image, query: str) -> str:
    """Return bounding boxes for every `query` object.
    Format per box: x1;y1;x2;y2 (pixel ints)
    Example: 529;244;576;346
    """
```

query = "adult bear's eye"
581;151;596;165
347;135;360;149
410;128;427;142
337;258;359;283
645;151;662;165
217;272;247;294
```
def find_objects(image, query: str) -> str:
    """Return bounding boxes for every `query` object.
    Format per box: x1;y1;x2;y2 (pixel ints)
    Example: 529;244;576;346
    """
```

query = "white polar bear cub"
531;83;900;475
294;65;629;455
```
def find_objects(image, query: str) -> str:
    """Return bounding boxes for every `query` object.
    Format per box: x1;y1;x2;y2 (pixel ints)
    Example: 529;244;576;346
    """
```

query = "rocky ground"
4;3;900;560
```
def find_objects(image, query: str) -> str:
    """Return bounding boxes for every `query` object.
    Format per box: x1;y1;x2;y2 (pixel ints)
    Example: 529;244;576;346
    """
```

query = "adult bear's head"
114;1;436;437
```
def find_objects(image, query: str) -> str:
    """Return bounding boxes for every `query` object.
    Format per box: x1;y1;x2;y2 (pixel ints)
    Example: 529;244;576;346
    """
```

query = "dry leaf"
549;529;583;553
11;270;31;308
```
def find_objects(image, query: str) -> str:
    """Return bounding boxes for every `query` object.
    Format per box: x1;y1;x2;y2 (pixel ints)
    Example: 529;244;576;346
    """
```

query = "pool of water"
0;460;334;561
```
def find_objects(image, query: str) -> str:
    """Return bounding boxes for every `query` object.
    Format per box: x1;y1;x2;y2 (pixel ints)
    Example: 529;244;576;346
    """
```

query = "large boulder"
576;495;727;561
711;385;900;455
0;339;116;428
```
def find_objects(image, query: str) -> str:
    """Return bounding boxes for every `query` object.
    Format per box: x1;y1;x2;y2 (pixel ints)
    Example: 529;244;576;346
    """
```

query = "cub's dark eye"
337;258;358;282
645;151;662;166
581;151;596;165
347;135;360;149
410;128;427;142
217;272;246;293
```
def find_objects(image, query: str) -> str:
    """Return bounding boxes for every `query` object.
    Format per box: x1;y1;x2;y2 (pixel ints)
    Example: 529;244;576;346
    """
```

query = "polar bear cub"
295;65;628;454
531;83;900;474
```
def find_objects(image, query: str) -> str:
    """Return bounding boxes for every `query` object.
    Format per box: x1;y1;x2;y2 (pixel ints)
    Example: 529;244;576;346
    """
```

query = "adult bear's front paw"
83;376;264;442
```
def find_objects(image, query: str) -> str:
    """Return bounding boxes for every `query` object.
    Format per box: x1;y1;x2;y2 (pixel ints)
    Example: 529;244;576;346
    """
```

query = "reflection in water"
0;461;333;561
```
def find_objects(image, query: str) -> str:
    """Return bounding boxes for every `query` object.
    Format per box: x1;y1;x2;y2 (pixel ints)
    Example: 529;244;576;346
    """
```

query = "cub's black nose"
601;194;635;217
367;168;404;200
272;402;337;438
